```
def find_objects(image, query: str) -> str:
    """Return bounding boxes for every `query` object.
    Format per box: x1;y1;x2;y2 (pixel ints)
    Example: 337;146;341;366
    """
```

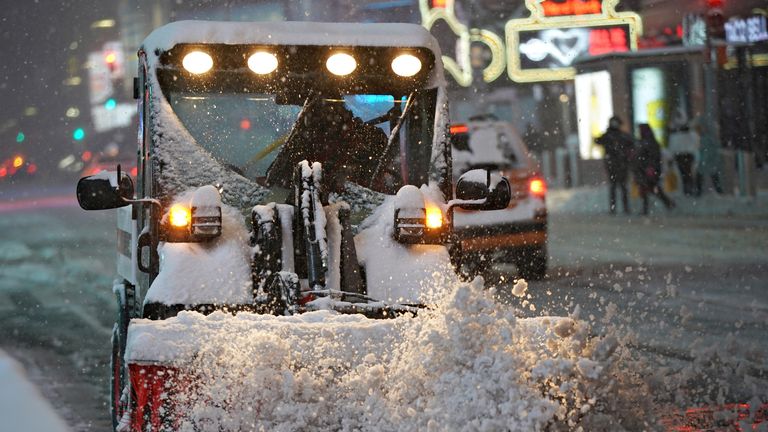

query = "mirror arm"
446;198;487;213
122;197;161;213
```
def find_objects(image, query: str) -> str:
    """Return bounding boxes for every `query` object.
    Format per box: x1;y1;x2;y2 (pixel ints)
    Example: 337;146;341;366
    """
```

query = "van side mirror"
454;169;510;211
76;170;134;210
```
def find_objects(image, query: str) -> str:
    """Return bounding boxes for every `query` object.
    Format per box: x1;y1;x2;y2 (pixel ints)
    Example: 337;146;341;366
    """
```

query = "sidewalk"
548;185;768;217
0;350;70;432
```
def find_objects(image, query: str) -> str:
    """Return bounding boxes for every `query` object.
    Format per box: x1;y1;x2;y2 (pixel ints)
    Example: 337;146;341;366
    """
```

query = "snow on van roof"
142;20;441;54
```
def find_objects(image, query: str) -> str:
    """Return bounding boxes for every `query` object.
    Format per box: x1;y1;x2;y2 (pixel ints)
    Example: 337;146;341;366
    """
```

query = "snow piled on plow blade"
126;278;654;431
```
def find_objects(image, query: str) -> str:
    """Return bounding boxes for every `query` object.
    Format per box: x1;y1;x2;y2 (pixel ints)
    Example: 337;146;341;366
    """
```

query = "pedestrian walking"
634;124;675;215
693;116;724;194
595;116;634;214
667;122;700;195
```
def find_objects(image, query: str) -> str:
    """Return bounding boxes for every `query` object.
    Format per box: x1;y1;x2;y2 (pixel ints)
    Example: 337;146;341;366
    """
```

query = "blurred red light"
450;124;468;134
26;163;37;174
432;0;446;8
707;0;723;8
130;166;138;177
0;167;7;177
239;118;251;130
82;151;93;162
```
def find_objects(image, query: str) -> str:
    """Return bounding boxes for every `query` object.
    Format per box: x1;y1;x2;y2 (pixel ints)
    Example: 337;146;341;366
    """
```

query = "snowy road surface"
0;186;766;430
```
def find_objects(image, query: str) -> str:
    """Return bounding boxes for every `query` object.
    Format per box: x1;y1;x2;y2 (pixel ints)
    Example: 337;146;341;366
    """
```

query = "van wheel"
515;246;547;281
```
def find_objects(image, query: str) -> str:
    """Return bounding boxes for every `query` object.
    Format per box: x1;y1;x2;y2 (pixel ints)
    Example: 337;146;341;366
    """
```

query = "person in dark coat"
634;124;675;215
595;116;634;214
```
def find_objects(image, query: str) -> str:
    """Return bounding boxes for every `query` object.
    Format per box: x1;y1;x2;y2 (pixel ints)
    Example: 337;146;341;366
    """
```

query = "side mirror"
455;169;511;211
76;170;134;210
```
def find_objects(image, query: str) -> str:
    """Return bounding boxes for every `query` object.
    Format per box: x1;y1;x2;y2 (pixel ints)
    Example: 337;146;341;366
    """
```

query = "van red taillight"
450;124;468;134
129;363;189;432
529;178;546;198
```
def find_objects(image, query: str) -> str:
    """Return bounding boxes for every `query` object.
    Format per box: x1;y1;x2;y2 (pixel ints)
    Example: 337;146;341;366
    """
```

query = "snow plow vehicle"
75;21;511;431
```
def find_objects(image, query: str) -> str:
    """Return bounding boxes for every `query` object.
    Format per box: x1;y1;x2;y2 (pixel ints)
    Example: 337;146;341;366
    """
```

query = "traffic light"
102;41;124;79
104;98;117;110
73;127;86;141
16;132;25;143
706;0;726;40
104;51;117;72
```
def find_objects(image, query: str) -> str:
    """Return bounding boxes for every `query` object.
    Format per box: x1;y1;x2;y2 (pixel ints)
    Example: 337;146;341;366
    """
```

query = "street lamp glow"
326;53;356;76
182;51;213;74
391;54;422;77
247;52;278;75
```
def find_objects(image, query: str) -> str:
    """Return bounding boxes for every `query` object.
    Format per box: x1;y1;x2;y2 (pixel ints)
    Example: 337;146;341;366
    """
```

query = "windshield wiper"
264;92;318;186
368;91;417;189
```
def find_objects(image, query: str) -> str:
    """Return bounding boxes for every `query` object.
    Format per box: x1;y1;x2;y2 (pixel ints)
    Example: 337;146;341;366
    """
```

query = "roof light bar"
182;51;213;74
391;54;422;77
247;51;278;75
326;53;356;76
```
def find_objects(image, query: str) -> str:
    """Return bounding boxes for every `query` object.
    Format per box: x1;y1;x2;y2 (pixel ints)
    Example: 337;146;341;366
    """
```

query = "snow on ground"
549;186;768;218
0;350;70;432
127;278;654;431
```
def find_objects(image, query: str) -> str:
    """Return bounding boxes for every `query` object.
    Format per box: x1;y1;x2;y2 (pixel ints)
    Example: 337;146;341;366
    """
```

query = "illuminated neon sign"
518;24;630;70
541;0;603;17
419;0;641;85
506;0;641;82
419;0;505;87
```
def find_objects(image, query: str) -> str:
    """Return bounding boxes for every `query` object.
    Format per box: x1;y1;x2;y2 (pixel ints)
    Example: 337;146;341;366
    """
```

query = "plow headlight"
391;54;422;77
393;186;444;244
164;186;222;242
425;205;443;229
182;51;213;74
169;204;191;227
247;51;278;75
326;53;356;76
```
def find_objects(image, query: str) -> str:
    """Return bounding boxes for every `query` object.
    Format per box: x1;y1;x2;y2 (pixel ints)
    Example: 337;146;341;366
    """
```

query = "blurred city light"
91;19;116;28
105;98;117;110
16;132;25;143
73;128;86;141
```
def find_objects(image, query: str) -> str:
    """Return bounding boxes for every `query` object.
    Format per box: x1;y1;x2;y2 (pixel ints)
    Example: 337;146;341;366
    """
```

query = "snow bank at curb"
0;350;70;432
127;278;653;431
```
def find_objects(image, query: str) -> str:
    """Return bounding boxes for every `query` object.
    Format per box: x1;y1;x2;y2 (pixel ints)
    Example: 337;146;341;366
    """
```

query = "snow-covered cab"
74;21;511;431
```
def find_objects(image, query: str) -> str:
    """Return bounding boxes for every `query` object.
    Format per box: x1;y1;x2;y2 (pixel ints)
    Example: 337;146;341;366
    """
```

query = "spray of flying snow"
128;278;657;431
512;278;528;297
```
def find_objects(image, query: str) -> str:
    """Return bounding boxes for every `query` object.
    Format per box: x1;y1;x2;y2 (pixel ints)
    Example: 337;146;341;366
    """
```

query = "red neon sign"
542;0;603;17
588;27;629;55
